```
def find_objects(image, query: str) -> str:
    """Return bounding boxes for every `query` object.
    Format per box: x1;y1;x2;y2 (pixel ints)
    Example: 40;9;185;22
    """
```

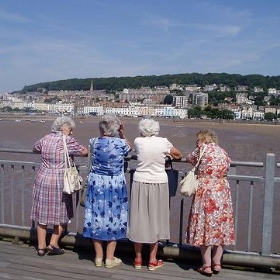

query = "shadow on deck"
0;240;279;280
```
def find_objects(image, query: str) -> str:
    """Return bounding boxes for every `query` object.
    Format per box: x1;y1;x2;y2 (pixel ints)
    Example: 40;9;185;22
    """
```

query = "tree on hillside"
163;95;173;104
264;112;276;121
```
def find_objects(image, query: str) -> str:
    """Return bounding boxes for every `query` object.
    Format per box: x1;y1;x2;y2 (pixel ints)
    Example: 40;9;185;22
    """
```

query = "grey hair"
51;116;76;132
138;118;160;137
99;114;121;137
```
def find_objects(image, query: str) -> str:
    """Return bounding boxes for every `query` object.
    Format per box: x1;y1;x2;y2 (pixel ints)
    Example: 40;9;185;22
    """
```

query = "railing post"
261;153;275;256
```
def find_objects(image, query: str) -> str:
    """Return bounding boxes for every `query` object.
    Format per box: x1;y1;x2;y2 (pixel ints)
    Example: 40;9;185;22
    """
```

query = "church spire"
90;80;93;92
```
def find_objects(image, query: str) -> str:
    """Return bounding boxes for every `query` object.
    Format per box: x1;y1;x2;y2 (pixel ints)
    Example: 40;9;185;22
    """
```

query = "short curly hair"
138;118;160;137
51;116;76;132
99;114;121;137
197;129;218;144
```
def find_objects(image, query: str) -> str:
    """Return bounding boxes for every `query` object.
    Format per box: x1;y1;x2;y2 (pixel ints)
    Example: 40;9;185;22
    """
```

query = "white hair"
51;116;76;132
138;118;160;137
99;114;121;137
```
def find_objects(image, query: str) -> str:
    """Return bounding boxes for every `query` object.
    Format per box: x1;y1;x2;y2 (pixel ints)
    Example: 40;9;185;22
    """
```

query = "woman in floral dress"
83;114;131;269
185;129;235;277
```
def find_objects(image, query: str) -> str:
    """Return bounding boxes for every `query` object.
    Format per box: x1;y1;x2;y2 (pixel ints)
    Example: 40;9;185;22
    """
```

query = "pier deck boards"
0;240;279;280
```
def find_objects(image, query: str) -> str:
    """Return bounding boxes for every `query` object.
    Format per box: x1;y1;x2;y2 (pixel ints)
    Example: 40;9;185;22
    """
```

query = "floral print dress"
83;137;130;241
185;143;235;246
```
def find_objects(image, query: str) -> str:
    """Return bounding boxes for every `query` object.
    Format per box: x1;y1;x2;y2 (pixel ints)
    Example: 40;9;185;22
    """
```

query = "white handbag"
62;135;83;194
179;145;207;197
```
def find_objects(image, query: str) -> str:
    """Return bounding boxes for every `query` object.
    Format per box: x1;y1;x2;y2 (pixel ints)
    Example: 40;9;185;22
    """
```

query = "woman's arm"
80;147;88;157
118;123;132;150
169;146;183;160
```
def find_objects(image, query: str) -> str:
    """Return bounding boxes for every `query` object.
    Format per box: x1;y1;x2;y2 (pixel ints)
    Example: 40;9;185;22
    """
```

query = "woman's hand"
118;123;124;137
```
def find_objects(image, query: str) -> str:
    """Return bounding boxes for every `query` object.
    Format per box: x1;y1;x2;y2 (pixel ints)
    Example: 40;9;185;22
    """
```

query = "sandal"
133;258;142;270
37;248;48;257
47;245;65;256
197;266;213;277
212;263;221;274
148;259;163;271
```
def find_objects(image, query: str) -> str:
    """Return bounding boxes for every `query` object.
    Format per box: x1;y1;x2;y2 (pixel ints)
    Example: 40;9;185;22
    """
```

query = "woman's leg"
49;224;65;248
149;242;158;263
105;241;122;268
148;242;164;270
93;240;104;259
37;223;47;249
199;245;212;274
133;242;143;269
212;245;224;273
212;245;224;264
134;242;143;261
106;241;116;260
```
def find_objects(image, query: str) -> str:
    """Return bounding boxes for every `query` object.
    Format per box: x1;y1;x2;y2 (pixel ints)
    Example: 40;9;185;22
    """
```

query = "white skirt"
127;181;170;243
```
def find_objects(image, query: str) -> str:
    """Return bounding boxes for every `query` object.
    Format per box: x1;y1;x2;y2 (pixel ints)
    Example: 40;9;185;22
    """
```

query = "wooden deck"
0;240;279;280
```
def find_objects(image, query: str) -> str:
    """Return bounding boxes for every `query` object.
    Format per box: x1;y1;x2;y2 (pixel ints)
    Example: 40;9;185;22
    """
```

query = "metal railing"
0;148;280;269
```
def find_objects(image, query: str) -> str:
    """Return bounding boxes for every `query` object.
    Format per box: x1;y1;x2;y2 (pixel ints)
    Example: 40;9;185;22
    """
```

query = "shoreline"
1;113;280;136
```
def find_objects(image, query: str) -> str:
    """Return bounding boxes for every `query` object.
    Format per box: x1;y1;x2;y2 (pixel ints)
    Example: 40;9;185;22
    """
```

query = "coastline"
1;113;280;137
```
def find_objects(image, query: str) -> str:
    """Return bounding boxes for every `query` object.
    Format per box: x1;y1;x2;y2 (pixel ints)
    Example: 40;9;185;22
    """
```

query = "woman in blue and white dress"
83;114;131;269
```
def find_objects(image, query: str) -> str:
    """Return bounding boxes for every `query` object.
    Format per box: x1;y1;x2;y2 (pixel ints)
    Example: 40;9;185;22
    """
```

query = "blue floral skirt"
83;172;128;241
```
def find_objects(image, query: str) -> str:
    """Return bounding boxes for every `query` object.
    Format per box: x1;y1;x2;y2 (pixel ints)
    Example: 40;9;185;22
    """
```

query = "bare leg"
37;223;47;249
199;245;212;274
212;245;224;272
93;240;104;259
212;245;224;263
106;241;117;260
149;242;158;263
148;242;164;270
134;242;143;261
49;224;65;248
105;241;122;268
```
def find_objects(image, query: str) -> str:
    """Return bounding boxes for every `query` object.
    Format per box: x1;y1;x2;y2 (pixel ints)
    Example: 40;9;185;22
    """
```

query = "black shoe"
37;248;48;257
47;245;65;255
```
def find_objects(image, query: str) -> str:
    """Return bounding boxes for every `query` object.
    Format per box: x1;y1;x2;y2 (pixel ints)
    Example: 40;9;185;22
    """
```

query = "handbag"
80;138;95;207
79;180;87;207
165;157;179;197
62;135;83;194
179;145;207;197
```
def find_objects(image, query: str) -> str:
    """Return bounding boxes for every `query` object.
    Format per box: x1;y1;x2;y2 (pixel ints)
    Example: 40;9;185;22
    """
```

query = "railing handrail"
0;148;279;267
0;148;267;168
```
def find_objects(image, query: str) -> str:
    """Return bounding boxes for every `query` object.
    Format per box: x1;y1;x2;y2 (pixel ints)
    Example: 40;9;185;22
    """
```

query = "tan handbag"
62;135;83;194
179;145;207;197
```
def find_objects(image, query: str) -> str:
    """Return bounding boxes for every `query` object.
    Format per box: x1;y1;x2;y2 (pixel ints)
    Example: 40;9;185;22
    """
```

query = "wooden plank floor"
0;240;279;280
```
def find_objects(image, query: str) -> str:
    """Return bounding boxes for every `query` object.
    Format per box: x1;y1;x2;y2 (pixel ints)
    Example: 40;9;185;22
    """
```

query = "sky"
0;0;280;93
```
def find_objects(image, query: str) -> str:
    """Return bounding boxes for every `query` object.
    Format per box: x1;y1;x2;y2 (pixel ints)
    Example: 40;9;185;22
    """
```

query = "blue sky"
0;0;280;93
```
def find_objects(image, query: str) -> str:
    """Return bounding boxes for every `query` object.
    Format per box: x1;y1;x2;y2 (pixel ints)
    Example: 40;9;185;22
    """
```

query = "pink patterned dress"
185;143;235;246
30;132;85;225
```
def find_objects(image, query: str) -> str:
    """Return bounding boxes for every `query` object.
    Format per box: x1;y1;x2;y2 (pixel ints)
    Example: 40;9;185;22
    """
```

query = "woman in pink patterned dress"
31;116;88;256
185;129;235;277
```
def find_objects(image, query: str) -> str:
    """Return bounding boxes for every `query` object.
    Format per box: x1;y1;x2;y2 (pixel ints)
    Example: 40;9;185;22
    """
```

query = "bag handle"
63;135;72;168
194;144;207;169
165;155;174;170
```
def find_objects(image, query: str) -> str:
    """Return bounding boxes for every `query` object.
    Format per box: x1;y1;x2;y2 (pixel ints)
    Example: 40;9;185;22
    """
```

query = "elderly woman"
83;114;131;269
30;116;88;256
127;118;182;271
185;129;235;277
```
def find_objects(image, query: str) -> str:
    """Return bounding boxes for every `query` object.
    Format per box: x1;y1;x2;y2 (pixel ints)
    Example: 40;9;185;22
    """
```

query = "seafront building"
1;83;280;120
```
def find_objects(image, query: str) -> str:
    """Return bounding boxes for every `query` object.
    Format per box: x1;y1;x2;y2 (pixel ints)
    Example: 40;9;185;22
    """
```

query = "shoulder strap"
194;144;207;168
63;135;71;168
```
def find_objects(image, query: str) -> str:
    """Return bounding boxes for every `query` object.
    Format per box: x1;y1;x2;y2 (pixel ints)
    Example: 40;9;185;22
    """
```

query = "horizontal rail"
0;148;270;167
0;150;280;269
